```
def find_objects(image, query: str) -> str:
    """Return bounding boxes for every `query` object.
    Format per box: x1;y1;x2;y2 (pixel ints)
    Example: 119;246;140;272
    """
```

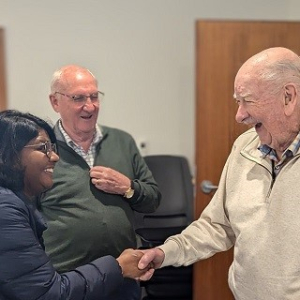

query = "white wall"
0;0;298;172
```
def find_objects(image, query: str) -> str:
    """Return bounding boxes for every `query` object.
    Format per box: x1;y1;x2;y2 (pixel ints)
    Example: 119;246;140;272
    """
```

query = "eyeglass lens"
24;142;57;158
72;93;100;103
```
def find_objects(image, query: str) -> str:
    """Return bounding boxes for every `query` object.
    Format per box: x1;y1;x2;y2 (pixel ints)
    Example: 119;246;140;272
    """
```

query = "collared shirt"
58;120;103;168
258;131;300;176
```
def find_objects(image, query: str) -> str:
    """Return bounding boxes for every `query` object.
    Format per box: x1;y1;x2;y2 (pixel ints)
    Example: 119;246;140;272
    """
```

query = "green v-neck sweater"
39;124;160;272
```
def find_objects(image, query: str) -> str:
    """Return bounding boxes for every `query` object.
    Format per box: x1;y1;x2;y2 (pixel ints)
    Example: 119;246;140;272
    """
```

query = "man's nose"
82;98;96;109
235;104;249;123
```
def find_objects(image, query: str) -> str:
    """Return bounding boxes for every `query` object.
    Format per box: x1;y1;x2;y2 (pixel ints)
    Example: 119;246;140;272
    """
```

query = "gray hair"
258;58;300;95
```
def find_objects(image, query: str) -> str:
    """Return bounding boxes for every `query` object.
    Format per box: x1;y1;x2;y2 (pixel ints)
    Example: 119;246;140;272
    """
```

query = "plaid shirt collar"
258;131;300;163
58;120;102;167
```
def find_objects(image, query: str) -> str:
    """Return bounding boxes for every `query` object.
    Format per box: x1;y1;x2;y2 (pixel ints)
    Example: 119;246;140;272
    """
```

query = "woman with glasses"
0;109;146;300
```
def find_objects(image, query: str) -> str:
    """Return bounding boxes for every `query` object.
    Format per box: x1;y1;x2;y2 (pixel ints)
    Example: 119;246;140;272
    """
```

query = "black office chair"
134;155;194;300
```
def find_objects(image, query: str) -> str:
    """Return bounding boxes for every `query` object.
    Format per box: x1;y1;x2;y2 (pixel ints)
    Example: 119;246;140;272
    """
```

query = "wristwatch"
124;181;134;199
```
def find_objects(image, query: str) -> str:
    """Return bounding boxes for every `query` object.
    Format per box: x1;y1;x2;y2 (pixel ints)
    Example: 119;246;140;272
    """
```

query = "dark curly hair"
0;110;56;192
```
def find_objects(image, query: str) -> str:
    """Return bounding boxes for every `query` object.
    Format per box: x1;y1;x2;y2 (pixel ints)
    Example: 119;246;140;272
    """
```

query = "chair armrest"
136;226;186;246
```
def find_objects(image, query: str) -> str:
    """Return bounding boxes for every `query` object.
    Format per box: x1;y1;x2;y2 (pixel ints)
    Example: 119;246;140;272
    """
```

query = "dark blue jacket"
0;187;123;300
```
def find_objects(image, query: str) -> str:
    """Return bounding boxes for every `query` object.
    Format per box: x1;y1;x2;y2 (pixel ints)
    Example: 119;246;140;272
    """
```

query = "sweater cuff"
158;240;181;267
130;180;140;201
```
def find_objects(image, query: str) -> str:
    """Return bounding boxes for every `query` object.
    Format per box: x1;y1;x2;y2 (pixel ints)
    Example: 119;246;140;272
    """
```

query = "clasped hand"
117;248;165;281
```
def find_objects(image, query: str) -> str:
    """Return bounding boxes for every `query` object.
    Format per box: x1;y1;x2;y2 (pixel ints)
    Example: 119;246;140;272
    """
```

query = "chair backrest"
135;155;194;299
134;155;194;229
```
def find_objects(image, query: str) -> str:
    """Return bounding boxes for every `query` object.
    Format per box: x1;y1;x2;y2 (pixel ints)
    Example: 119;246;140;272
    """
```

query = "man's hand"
116;249;152;280
137;248;165;281
90;166;130;195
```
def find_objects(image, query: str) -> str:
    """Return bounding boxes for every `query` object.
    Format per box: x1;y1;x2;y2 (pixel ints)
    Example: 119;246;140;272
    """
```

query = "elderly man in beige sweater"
138;47;300;300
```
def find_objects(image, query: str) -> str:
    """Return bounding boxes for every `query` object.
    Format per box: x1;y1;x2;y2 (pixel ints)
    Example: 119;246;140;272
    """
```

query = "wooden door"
195;20;300;300
0;28;7;111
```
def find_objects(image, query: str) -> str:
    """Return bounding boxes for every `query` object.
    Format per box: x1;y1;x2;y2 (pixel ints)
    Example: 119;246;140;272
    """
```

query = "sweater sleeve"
124;135;161;213
158;154;236;268
0;195;123;300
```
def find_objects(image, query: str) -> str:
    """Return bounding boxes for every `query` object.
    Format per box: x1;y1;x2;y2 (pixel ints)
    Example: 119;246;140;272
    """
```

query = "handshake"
116;248;165;281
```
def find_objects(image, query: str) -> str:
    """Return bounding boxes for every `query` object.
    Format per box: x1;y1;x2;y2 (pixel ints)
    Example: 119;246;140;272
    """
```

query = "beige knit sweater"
159;128;300;300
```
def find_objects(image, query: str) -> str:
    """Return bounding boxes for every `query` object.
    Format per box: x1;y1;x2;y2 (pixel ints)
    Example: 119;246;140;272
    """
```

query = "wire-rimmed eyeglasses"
55;91;104;107
24;141;57;158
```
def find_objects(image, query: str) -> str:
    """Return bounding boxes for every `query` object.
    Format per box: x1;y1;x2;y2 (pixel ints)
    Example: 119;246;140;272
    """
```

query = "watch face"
125;188;134;199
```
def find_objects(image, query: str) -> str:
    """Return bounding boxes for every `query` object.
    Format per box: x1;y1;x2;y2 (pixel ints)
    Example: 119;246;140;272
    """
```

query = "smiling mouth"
45;168;54;174
81;115;93;120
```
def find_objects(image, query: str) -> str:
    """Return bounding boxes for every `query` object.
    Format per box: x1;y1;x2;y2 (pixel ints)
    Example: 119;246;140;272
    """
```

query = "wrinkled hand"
137;248;165;281
90;166;130;195
116;249;152;280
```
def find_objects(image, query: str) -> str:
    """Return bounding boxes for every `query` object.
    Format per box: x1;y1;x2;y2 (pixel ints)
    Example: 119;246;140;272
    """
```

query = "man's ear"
283;84;297;116
49;94;60;113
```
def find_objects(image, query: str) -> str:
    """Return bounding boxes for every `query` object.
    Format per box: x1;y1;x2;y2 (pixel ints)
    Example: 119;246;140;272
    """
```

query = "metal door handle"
200;180;218;194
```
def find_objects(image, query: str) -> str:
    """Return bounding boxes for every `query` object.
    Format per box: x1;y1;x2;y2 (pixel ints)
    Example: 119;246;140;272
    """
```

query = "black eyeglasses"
24;141;57;158
55;91;104;107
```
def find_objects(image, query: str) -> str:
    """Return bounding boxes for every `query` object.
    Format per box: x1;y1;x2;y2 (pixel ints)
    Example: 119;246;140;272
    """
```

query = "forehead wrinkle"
235;68;261;99
234;77;251;98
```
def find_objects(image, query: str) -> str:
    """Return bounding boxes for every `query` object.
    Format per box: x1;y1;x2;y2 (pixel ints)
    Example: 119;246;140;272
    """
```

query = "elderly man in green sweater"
39;65;161;300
